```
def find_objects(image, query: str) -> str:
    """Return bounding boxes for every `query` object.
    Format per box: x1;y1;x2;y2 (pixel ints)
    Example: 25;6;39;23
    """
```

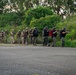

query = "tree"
42;0;75;15
8;0;36;12
0;0;8;14
67;0;75;14
32;0;39;6
25;6;53;25
30;15;61;32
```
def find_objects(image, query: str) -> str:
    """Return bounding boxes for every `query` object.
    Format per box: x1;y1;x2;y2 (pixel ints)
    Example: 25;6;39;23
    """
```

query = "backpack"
33;29;38;36
43;29;49;36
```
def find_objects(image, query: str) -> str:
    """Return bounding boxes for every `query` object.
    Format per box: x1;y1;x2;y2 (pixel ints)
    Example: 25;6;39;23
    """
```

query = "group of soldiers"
42;26;68;47
0;26;68;47
10;27;38;45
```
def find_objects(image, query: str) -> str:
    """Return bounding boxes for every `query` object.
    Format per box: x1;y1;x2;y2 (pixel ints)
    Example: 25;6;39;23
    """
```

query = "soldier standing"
51;27;57;47
5;30;8;43
33;27;38;46
10;29;15;44
24;27;29;45
29;28;33;44
60;28;67;47
42;26;49;46
21;30;25;44
1;30;5;43
16;30;21;44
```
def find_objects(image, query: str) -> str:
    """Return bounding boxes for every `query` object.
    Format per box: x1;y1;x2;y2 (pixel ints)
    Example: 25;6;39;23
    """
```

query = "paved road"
0;45;76;75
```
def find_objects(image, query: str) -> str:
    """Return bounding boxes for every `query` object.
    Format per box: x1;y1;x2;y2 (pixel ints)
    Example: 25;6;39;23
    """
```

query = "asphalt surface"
0;45;76;75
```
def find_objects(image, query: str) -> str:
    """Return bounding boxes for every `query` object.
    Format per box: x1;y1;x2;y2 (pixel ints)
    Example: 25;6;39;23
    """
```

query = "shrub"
25;6;53;25
71;40;76;47
65;39;76;47
65;39;72;47
56;41;61;47
30;15;61;33
66;29;76;40
0;12;23;27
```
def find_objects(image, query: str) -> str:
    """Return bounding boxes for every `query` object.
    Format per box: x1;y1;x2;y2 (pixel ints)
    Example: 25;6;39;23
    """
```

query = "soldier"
60;28;68;47
16;30;21;44
10;29;15;44
29;28;33;44
21;30;25;44
24;27;29;45
42;26;49;46
51;27;57;47
1;30;5;43
5;30;9;43
33;27;38;46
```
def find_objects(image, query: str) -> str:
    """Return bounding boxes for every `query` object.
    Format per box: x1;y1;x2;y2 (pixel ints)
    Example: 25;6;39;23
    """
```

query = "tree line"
0;0;76;15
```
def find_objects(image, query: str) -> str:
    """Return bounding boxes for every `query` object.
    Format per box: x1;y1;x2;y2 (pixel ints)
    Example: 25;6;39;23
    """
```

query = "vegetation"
56;15;76;47
30;15;61;32
0;12;24;27
0;0;75;14
0;0;76;47
25;6;53;25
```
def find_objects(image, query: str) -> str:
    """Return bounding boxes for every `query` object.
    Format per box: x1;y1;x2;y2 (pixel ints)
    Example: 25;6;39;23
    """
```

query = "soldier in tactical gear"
51;27;57;47
24;27;29;45
16;30;21;44
33;27;38;46
60;28;67;47
29;28;33;44
42;26;49;46
1;30;5;43
10;29;15;44
21;30;25;44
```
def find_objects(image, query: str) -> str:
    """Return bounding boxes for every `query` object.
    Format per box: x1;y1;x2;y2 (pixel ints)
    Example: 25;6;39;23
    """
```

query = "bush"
30;15;61;33
56;41;61;47
71;40;76;47
65;39;72;47
25;6;53;25
65;39;76;47
66;29;76;40
0;12;23;27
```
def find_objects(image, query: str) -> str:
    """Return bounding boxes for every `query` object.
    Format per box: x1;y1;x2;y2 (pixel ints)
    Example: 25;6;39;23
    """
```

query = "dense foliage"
0;12;24;27
30;15;61;32
0;0;76;15
25;6;53;25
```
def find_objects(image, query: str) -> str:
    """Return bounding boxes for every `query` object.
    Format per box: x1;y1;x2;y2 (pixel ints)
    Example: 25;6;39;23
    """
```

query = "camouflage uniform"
24;28;29;45
1;31;5;43
29;29;33;44
21;30;25;44
16;30;21;44
10;30;15;44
